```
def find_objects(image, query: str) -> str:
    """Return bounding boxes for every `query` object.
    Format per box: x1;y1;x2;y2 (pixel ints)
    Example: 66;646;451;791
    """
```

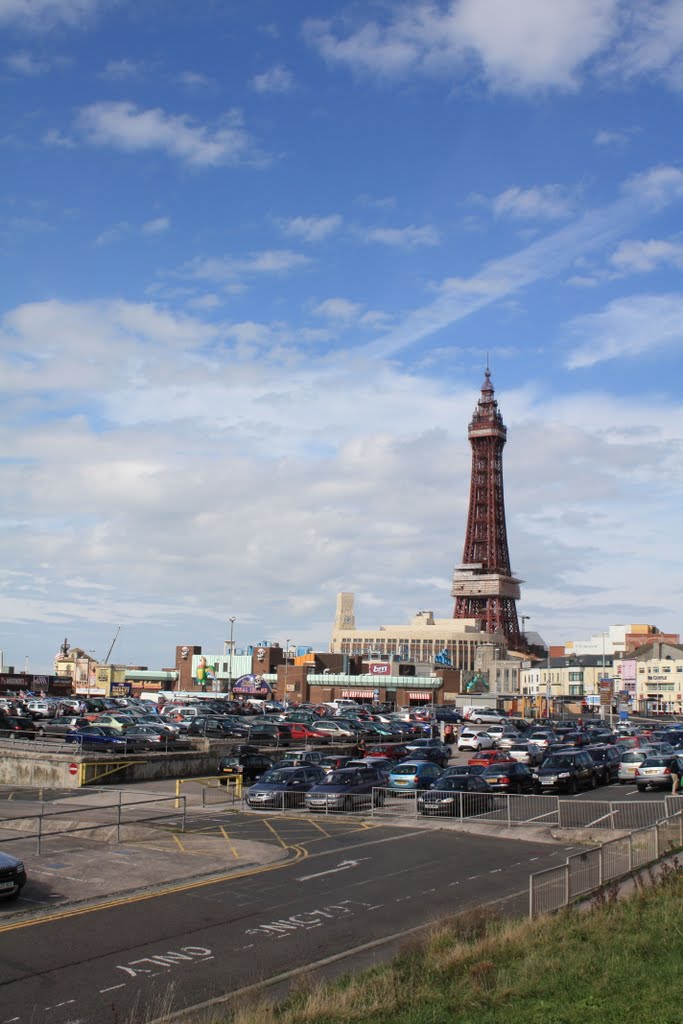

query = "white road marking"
297;857;370;882
100;984;126;993
44;1000;75;1010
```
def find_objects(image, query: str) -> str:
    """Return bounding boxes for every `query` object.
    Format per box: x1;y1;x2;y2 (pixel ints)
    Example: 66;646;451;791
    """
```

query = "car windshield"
392;764;420;775
434;778;469;791
642;757;672;767
259;770;293;784
320;771;359;785
621;752;647;763
543;756;576;769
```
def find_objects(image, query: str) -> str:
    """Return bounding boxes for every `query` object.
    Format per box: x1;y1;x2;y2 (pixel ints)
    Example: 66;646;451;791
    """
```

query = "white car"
457;729;496;752
495;728;524;750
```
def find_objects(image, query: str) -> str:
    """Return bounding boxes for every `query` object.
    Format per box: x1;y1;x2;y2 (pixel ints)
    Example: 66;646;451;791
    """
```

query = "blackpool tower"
451;368;524;650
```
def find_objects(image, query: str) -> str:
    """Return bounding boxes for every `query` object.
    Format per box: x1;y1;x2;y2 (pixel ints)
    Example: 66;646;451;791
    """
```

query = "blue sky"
2;0;682;673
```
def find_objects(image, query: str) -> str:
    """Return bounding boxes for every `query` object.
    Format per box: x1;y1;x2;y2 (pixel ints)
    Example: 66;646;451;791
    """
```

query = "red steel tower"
452;368;524;649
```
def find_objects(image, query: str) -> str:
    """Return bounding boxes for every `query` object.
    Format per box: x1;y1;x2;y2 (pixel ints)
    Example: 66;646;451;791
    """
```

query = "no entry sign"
68;763;78;776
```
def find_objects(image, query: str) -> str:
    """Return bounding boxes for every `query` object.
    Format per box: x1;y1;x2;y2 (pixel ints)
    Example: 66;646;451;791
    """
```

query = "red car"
286;722;331;744
468;749;515;768
363;743;411;760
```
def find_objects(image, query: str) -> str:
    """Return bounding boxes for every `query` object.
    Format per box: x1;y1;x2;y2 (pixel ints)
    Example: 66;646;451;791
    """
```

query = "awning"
407;692;431;701
341;689;376;698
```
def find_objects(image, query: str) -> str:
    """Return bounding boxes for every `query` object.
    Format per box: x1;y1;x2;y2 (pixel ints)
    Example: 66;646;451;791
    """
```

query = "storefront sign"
368;663;390;675
341;689;374;698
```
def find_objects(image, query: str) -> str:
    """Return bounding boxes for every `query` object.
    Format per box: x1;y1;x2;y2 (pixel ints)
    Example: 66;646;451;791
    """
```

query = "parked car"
35;716;92;738
618;749;653;783
400;739;451;767
441;764;486;777
507;742;545;766
318;754;357;772
635;755;683;792
387;760;442;793
468;749;513;768
93;714;138;733
245;766;326;808
463;708;508;725
283;722;332;745
218;751;274;784
0;850;27;900
346;757;395;779
122;725;186;750
533;750;599;793
244;722;293;746
0;716;36;740
417;775;498;817
186;717;249;739
585;744;622;784
457;729;496;752
309;720;360;741
479;761;535;793
271;749;326;767
304;767;381;812
526;730;557;751
492;728;523;750
25;700;55;719
65;725;147;752
433;706;465;723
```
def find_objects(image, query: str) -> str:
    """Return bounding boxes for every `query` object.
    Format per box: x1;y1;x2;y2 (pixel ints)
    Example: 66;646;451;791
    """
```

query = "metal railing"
0;794;187;853
529;810;683;916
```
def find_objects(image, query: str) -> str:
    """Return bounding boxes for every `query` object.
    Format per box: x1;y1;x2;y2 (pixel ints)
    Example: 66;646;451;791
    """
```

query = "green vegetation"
202;864;683;1024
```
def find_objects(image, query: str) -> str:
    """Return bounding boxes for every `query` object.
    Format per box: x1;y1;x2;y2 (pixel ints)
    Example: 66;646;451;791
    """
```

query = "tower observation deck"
452;368;524;650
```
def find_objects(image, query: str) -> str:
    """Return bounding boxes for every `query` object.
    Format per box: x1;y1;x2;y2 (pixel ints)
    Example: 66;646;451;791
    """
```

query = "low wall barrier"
529;810;683;916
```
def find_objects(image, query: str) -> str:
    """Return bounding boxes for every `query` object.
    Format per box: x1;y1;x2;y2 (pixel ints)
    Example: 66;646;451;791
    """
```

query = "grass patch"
178;863;683;1024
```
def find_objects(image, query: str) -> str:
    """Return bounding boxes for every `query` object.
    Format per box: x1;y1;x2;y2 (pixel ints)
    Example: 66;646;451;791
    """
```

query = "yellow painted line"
0;845;308;934
306;819;331;838
261;818;289;849
171;833;187;853
219;826;240;859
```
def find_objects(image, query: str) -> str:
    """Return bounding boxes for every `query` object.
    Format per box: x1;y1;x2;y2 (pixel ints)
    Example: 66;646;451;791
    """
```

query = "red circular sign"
68;763;78;775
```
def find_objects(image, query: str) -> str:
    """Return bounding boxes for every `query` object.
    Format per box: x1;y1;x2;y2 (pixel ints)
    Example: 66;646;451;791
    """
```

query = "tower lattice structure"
451;368;524;650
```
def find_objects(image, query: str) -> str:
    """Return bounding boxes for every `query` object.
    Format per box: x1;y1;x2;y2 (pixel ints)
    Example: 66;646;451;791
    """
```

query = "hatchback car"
617;749;653;783
0;716;36;740
388;760;442;793
585;744;622;785
533;750;599;793
246;766;326;808
34;715;94;738
635;755;682;792
0;851;27;900
480;761;535;793
507;742;544;766
218;751;274;784
457;729;495;752
468;749;514;768
304;768;380;812
271;749;326;768
400;739;452;767
65;725;147;752
417;775;497;817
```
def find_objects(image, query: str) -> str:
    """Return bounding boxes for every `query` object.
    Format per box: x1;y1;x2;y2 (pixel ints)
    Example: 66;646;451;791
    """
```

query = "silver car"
635;755;681;792
507;742;544;766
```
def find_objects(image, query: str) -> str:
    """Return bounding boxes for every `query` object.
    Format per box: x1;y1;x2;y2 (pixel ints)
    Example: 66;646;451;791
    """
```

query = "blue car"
65;726;147;752
387;760;442;793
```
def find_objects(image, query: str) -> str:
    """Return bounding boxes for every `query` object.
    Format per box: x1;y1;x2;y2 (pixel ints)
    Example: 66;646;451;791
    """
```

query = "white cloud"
95;222;129;246
565;293;683;368
492;184;575;220
75;102;255;168
0;0;108;30
359;224;440;247
176;70;213;89
100;58;146;80
251;65;294;93
183;250;310;285
607;0;683;88
304;0;620;92
279;214;342;242
311;298;363;322
141;216;170;235
4;51;50;75
594;127;630;146
622;165;683;206
610;238;683;273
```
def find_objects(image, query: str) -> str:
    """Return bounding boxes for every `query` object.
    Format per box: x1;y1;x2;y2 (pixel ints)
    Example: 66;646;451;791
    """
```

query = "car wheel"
569;778;578;795
514;782;523;795
475;718;483;725
590;774;598;790
36;727;46;737
637;785;647;793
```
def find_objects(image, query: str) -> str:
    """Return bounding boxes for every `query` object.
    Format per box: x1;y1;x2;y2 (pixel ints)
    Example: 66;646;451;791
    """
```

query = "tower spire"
451;368;524;649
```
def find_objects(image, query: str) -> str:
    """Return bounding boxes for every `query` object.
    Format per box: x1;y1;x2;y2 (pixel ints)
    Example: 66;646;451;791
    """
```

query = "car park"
387;760;442;793
0;851;26;900
457;729;496;752
533;750;599;793
479;761;535;793
246;766;326;808
416;775;497;817
304;768;381;812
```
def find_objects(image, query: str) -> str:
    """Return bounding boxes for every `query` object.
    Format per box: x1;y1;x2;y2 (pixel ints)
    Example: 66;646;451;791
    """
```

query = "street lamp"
284;638;291;699
228;617;236;694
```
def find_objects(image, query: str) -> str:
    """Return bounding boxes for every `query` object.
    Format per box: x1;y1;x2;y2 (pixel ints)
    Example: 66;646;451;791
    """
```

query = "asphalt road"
0;821;577;1024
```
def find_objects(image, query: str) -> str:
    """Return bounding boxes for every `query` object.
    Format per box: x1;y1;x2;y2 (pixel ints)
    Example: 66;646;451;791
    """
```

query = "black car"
0;851;27;900
433;707;465;723
186;717;250;739
245;722;292;747
417;775;497;817
479;761;535;793
0;716;36;740
585;744;621;784
533;750;599;793
218;751;274;785
401;739;452;767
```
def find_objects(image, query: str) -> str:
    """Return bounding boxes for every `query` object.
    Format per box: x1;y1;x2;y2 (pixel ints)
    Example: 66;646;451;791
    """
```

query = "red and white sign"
68;763;79;776
341;689;375;698
369;663;390;675
407;692;431;701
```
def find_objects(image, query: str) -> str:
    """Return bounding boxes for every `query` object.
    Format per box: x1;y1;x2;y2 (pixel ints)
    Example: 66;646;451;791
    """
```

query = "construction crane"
104;625;121;664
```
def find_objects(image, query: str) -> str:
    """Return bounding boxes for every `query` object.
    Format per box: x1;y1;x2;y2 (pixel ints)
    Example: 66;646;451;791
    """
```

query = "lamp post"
228;617;236;695
284;638;291;701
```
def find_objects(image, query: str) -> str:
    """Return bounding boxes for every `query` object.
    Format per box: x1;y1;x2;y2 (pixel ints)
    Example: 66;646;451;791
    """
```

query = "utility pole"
228;617;236;694
285;638;291;701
